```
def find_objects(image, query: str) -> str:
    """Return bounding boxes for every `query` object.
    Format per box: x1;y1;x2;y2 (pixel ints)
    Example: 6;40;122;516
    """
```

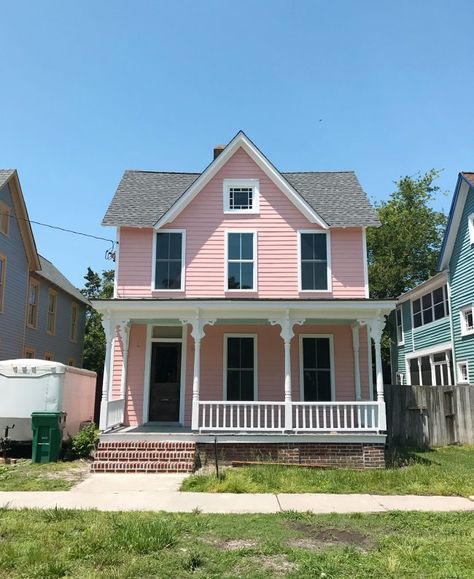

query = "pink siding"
124;324;146;426
117;148;366;299
121;322;369;428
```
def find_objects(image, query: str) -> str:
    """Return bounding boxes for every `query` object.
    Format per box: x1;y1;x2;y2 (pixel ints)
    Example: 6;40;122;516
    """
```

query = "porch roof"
91;297;396;322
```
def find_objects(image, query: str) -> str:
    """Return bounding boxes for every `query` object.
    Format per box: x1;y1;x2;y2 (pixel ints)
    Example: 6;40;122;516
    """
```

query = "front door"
149;342;181;422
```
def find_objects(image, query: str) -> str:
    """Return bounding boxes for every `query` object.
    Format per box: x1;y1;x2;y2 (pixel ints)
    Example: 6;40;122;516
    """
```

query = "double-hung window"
457;361;469;384
154;231;184;290
227;232;255;290
396;307;404;345
27;279;39;328
299;232;329;291
47;290;57;335
70;303;78;342
225;336;256;401
0;202;10;236
460;305;474;336
301;336;332;401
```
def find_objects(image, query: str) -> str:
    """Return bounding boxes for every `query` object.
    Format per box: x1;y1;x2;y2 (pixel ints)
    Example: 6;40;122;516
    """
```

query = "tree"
367;170;447;300
81;267;114;374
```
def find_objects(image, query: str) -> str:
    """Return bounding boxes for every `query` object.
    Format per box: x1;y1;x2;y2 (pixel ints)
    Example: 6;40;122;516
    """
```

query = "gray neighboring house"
0;169;88;365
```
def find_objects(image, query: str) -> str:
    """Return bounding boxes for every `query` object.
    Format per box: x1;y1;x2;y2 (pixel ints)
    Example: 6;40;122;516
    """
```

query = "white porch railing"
105;398;125;430
292;402;380;432
199;401;286;432
198;401;382;433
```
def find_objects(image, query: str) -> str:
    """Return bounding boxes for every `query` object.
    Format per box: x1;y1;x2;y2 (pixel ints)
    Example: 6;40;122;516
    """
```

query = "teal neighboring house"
392;172;474;386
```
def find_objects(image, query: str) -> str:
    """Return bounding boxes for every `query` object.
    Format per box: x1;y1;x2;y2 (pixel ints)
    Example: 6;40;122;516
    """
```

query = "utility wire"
0;210;117;260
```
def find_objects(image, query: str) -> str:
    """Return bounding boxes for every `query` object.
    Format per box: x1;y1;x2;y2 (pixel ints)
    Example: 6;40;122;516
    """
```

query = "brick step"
91;460;194;473
95;450;196;462
97;441;196;451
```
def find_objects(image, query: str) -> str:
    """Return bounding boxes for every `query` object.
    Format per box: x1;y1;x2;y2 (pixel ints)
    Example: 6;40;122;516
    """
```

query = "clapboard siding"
413;318;451;351
117;148;367;299
24;279;86;365
449;183;474;383
0;182;29;360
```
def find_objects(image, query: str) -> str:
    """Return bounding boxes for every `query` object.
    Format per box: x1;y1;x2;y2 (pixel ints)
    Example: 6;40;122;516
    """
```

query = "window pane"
303;370;318;401
413;299;421;314
228;262;240;289
434;302;445;320
313;234;327;260
421;356;431;385
301;234;313;259
240;338;254;368
228;233;240;260
410;359;420;385
316;370;331;401
169;233;182;259
241;263;253;289
241;233;253;260
227;370;240;400
240;370;254;400
316;338;330;368
313;262;328;290
227;338;241;368
155;262;169;289
423;306;433;325
301;262;314;290
156;233;170;259
167;261;181;289
303;338;317;368
422;293;432;310
414;311;422;328
396;308;402;326
433;287;444;305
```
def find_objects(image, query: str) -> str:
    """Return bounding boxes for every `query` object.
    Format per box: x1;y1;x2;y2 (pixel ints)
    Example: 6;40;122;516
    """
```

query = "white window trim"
225;230;257;292
460;305;474;336
457;360;469;384
223;334;258;400
298;334;336;401
468;213;474;245
411;285;449;330
151;229;186;292
223;179;260;214
405;347;453;386
396;306;404;345
297;230;332;293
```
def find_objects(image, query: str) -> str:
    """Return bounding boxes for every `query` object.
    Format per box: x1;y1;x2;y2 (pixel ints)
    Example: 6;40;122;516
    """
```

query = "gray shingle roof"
37;255;89;305
0;169;15;189
102;169;379;228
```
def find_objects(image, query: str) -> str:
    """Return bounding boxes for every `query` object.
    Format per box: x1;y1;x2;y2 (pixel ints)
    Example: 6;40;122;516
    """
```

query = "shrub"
70;424;99;459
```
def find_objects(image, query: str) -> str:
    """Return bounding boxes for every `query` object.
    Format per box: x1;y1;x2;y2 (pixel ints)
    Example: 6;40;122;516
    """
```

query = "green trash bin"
31;412;67;463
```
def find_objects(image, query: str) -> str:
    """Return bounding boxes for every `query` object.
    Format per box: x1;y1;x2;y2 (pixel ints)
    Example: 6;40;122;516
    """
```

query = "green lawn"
182;446;474;497
0;460;89;491
0;509;472;578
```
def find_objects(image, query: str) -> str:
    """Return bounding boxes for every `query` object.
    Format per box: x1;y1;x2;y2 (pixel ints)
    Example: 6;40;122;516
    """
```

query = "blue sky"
1;1;473;287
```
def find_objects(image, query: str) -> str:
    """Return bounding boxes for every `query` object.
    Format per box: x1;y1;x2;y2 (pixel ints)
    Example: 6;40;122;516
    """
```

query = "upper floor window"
396;307;404;345
154;231;184;290
412;285;449;328
47;289;57;335
460;305;474;336
27;279;40;328
24;347;35;359
0;202;10;235
70;302;78;342
469;213;474;245
0;255;5;313
223;179;259;214
299;232;330;291
457;360;469;383
44;352;54;361
227;232;255;291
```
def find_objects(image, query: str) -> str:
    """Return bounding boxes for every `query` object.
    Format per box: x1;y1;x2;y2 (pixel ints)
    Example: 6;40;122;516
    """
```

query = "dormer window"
224;179;259;214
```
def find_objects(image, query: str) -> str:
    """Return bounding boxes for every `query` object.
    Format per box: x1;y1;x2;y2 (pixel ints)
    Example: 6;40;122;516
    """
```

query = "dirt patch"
235;555;297;576
44;462;90;485
202;537;259;550
287;522;373;552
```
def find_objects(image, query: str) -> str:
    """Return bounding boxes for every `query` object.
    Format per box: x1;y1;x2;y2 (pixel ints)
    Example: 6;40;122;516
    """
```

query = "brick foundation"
196;442;386;469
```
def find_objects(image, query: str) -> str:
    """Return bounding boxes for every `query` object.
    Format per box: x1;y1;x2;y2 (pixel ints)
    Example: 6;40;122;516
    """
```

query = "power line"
1;210;117;260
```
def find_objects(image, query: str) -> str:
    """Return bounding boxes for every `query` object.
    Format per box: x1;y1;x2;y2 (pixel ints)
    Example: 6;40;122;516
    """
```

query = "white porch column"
117;320;131;399
352;323;361;401
270;311;305;431
99;314;115;431
181;314;216;431
367;315;387;431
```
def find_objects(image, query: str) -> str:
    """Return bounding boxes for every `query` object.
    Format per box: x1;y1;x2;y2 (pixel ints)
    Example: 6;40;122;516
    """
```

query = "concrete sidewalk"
0;474;472;514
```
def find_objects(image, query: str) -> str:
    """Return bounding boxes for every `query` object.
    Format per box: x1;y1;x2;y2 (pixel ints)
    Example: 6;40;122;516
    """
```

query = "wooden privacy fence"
384;384;474;448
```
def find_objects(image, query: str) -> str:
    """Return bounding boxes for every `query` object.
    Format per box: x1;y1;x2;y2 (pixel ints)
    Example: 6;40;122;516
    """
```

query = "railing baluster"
357;405;361;430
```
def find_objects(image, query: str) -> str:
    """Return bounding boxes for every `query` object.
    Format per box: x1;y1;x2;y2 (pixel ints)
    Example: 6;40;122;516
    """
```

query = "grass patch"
0;509;472;577
182;446;474;497
0;459;88;491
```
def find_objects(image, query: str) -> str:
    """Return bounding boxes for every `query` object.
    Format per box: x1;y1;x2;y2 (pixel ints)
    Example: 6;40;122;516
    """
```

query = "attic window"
468;213;474;245
224;179;259;214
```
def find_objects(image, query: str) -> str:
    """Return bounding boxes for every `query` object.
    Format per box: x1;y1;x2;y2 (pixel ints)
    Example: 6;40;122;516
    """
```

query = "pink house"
92;132;395;471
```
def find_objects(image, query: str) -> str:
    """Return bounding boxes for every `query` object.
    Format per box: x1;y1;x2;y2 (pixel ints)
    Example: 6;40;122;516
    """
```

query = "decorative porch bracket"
269;311;306;431
360;314;387;432
180;314;216;431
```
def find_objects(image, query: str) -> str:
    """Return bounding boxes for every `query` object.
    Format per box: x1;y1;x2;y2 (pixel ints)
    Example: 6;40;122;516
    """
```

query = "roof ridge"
125;170;200;175
282;170;356;174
